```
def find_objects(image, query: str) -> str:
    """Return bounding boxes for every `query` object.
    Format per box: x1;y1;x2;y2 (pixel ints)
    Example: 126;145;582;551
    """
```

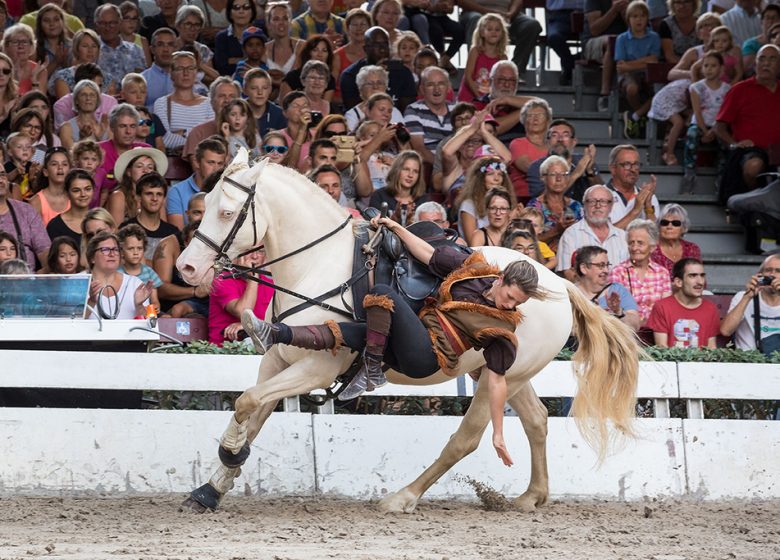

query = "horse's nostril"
181;264;196;276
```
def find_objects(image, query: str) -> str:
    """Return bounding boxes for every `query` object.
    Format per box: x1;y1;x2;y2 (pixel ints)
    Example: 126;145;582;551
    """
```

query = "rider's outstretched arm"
487;366;514;467
378;217;435;265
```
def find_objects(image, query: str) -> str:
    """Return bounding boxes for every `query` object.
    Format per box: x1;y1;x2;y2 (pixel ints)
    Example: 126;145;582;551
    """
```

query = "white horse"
177;150;640;513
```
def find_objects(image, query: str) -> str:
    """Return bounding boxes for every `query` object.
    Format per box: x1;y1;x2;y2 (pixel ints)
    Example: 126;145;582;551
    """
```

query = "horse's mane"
261;161;360;236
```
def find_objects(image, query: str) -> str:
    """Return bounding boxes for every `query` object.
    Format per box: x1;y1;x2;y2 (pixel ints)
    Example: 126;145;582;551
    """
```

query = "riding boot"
338;294;394;401
241;309;343;355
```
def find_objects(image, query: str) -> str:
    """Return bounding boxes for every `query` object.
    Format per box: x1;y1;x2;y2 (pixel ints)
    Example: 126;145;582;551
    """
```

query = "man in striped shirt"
403;67;454;165
720;0;762;46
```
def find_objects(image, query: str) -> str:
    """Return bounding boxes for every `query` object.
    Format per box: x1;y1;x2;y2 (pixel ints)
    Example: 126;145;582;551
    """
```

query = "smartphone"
309;111;323;128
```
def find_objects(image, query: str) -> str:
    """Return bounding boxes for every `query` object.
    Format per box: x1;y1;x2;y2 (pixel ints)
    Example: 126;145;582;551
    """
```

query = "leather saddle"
374;220;471;314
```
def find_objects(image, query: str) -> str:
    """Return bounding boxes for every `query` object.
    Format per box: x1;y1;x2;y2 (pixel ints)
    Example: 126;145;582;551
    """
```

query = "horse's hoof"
218;442;251;468
379;488;419;514
179;483;222;513
513;490;548;513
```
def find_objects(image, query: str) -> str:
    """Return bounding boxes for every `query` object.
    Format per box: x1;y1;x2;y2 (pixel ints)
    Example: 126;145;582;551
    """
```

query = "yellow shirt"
538;241;554;260
19;11;85;35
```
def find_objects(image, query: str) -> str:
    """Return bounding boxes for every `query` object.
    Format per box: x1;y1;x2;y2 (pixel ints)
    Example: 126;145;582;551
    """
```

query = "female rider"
241;216;546;466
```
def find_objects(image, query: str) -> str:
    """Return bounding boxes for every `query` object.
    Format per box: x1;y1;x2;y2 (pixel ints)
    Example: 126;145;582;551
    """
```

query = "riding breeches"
338;284;440;378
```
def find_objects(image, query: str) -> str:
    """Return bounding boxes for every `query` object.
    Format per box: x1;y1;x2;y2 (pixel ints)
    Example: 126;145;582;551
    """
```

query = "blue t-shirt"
614;29;661;62
166;175;200;221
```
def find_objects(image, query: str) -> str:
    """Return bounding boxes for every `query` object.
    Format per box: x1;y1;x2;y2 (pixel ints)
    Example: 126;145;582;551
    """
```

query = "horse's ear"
233;148;249;166
253;155;269;173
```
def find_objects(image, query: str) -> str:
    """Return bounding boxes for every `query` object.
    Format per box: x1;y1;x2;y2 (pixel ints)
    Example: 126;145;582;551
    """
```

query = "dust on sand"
0;494;778;560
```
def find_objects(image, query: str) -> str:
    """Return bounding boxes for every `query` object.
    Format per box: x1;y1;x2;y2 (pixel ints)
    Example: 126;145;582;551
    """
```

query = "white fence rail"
1;351;778;501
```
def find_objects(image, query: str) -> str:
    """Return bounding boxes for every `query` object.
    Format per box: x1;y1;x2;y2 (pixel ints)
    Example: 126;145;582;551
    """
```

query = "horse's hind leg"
380;378;492;514
508;382;549;512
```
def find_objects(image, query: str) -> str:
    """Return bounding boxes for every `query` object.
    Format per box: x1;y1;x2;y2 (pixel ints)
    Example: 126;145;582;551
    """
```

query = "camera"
308;111;323;128
391;122;411;144
758;275;774;286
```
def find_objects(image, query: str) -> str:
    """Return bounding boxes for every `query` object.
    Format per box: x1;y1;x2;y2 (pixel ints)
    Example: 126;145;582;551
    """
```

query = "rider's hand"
370;215;400;232
492;432;514;467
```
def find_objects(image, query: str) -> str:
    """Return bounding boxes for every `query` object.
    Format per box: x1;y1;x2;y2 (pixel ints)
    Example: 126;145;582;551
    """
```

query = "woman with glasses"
29;146;71;226
153;51;214;155
58;80;108;149
175;5;219;85
79;207;116;268
85;231;152;321
509;99;552;205
314;114;349;140
278;35;335;105
0;53;18;138
259;130;289;164
215;0;257;76
10;108;50;165
442;111;511;196
658;0;700;65
502;229;543;264
526;155;583;252
51;29;102;98
455;155;516;242
651;203;701;276
344;65;403;132
301;59;331;116
3;23;45;95
470;189;512;247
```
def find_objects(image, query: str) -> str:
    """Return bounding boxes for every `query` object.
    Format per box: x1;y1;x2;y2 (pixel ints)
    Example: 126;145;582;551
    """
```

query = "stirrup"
338;355;386;401
241;309;276;355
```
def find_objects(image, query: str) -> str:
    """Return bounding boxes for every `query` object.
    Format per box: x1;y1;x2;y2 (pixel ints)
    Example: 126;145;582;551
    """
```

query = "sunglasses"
0;67;10;75
659;219;682;227
323;130;347;138
263;144;288;154
138;119;153;126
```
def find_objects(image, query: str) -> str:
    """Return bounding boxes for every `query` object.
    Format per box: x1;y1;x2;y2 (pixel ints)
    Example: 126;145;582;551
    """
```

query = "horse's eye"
221;210;234;220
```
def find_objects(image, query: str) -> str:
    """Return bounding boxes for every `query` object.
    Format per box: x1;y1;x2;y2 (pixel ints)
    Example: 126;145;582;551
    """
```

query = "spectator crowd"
0;0;777;353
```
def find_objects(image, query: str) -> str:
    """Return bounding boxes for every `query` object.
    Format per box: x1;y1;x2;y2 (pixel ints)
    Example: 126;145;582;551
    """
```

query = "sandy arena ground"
0;495;778;560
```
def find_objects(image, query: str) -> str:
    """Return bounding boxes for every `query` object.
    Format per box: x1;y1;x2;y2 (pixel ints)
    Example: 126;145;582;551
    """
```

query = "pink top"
457;51;502;103
97;140;151;192
33;191;70;226
609;259;672;322
508;138;547;202
721;52;739;83
208;274;275;345
650;239;701;278
53;93;118;131
280;128;312;173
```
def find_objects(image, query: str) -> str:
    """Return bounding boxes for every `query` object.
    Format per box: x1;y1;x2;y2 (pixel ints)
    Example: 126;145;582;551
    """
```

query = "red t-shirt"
646;295;721;348
208;274;275;345
716;77;780;150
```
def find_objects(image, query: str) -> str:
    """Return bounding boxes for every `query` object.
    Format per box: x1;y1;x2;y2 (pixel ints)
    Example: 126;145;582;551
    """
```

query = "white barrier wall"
0;351;778;500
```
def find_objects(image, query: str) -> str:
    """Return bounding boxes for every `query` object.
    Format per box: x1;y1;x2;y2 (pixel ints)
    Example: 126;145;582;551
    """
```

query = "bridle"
192;175;260;273
191;166;360;321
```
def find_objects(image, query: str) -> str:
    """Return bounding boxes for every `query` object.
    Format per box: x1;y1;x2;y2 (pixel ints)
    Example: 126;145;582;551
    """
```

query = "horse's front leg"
380;375;493;513
507;382;549;512
182;349;289;513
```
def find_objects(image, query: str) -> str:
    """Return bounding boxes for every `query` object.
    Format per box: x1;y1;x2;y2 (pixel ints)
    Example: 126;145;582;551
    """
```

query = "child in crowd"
515;207;557;270
244;68;287;138
219;98;261;160
682;51;730;194
616;0;661;139
259;131;289;164
692;26;742;84
233;27;269;86
117;223;162;312
120;73;148;107
395;31;423;83
136;106;165;152
457;13;509;103
71;140;107;208
35;4;71;83
4;132;39;200
46;235;84;274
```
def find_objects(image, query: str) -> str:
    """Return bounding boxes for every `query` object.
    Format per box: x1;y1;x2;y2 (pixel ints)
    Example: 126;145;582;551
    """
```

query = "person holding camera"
720;253;780;356
280;91;315;173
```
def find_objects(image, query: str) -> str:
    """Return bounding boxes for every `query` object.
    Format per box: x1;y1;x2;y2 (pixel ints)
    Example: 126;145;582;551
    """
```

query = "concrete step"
687;227;745;254
703;253;763;293
557;112;613;140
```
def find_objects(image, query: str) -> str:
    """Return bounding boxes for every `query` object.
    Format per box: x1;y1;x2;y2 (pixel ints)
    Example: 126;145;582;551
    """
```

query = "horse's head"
178;149;269;286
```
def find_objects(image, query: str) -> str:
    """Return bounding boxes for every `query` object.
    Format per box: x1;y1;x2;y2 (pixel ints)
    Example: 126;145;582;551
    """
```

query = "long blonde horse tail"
566;282;643;461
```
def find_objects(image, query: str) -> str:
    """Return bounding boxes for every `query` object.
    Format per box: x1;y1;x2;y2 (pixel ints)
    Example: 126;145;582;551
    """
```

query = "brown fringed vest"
419;252;522;376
